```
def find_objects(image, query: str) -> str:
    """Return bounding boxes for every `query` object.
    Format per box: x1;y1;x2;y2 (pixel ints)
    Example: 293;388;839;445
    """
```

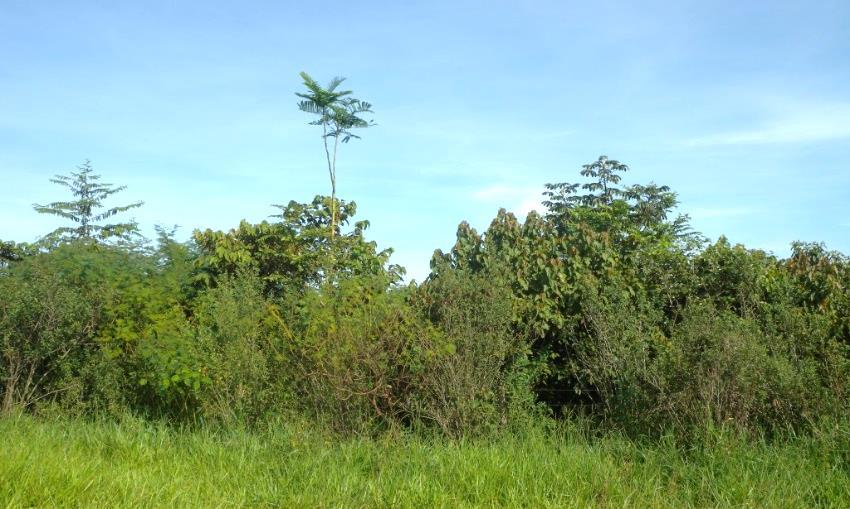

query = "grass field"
1;415;848;508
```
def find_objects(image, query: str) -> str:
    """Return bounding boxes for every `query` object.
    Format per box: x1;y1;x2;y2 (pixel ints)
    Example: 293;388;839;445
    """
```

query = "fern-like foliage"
32;160;143;244
295;72;375;239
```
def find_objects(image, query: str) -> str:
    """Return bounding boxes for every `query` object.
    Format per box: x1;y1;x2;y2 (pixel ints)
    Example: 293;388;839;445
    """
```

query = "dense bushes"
432;158;850;437
0;201;539;437
661;302;821;433
278;270;536;436
0;243;153;416
2;163;849;440
0;252;99;413
571;293;849;436
192;273;277;423
412;268;538;437
280;275;432;433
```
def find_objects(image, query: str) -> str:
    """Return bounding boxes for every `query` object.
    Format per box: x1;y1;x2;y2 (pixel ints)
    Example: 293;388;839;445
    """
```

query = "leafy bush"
0;243;132;415
134;306;206;418
280;275;434;434
575;295;850;436
661;302;792;431
673;307;836;435
275;269;540;437
0;258;98;413
412;268;539;437
193;272;278;424
572;289;667;431
193;197;402;296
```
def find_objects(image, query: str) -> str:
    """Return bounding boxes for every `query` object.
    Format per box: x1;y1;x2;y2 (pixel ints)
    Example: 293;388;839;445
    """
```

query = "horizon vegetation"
1;72;848;507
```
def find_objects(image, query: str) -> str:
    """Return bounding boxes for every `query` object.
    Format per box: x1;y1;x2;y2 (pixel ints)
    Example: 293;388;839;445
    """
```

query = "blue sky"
1;0;848;281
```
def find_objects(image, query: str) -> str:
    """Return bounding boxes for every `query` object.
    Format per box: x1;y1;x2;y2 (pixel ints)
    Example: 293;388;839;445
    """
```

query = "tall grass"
1;415;848;508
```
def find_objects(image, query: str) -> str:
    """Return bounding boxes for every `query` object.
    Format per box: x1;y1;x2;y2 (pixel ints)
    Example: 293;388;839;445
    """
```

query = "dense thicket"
432;156;849;436
1;158;848;439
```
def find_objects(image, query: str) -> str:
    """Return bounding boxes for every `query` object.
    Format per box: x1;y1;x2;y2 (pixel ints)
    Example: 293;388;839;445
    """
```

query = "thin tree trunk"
331;134;340;240
321;118;335;239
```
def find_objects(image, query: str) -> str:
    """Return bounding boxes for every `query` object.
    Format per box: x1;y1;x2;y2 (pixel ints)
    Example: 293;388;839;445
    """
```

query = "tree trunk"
321;118;335;239
331;134;340;240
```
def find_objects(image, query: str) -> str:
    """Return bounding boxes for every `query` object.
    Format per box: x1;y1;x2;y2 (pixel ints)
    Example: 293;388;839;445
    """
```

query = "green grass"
1;415;848;508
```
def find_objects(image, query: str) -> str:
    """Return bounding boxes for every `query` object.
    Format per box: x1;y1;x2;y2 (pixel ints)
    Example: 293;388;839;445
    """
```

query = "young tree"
296;72;374;238
32;160;143;243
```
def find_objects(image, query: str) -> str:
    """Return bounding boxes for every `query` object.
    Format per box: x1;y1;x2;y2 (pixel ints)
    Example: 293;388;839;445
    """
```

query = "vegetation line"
0;72;847;506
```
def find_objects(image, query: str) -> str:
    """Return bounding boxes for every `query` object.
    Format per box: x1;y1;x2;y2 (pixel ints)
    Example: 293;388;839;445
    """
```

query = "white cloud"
515;197;546;217
685;100;850;146
472;184;545;218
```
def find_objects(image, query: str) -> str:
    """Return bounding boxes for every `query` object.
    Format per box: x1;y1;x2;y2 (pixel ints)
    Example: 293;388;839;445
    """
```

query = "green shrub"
657;301;841;435
134;306;206;419
575;294;850;437
193;272;277;424
413;269;540;437
0;261;97;414
0;243;132;416
281;275;435;434
0;241;212;419
573;289;667;431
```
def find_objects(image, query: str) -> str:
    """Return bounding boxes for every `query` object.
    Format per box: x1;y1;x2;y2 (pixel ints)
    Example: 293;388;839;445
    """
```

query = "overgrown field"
1;415;848;508
3;159;850;506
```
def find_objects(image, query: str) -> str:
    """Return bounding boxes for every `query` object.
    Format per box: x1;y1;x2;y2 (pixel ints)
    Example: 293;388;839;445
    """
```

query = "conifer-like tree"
33;160;143;243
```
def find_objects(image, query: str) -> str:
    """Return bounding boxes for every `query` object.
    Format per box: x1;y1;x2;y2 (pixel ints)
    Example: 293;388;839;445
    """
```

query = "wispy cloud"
685;100;850;147
472;184;545;217
515;197;546;217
